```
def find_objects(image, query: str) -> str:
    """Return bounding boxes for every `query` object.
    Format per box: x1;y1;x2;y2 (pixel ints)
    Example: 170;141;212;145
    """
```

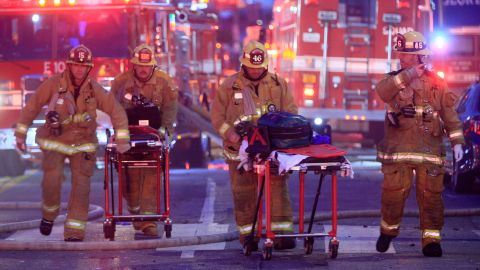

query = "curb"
1;202;479;251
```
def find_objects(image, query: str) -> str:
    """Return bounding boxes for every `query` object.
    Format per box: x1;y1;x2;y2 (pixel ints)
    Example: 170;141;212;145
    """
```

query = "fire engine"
268;0;433;145
0;0;221;172
428;0;480;95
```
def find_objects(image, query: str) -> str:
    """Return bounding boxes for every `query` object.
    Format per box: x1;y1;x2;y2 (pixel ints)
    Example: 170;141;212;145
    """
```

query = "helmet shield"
66;45;94;67
131;44;157;66
394;31;431;55
240;41;268;68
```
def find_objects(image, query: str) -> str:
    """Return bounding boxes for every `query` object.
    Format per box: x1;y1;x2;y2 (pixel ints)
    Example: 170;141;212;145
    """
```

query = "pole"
320;21;329;100
386;24;393;73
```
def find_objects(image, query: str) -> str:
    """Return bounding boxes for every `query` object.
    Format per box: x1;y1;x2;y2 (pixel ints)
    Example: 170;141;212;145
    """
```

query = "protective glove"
453;144;463;162
235;121;253;137
16;136;26;153
386;112;400;128
400;104;416;118
116;143;131;154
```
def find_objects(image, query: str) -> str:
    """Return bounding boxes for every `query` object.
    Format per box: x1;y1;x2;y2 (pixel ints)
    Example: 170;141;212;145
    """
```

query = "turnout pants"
228;161;293;245
122;166;159;231
380;163;445;247
41;150;95;240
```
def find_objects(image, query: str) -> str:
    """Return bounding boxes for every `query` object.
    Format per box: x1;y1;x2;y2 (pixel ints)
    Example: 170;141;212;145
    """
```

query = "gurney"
103;125;172;240
243;144;350;260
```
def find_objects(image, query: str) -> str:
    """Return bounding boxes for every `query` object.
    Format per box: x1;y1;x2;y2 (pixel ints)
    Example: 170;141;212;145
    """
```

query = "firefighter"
14;45;130;241
375;31;465;257
110;44;178;237
211;40;298;250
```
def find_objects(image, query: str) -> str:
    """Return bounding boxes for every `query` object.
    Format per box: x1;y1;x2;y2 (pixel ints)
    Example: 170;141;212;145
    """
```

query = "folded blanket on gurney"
238;140;354;178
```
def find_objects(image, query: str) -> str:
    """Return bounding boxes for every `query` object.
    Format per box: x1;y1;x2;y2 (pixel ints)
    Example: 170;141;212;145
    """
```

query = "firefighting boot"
243;235;259;252
376;233;395;253
422;242;442;257
142;225;159;237
64;237;83;242
273;237;296;250
39;218;54;236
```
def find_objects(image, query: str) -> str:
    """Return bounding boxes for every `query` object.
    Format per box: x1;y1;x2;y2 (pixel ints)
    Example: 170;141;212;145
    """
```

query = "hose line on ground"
0;202;479;251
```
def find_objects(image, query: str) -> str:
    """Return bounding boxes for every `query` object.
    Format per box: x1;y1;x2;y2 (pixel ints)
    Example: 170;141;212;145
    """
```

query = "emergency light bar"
0;0;171;10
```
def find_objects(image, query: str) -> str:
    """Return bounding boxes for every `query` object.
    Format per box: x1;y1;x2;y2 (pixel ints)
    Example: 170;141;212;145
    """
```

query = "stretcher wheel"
164;223;172;238
328;239;339;259
304;237;314;255
262;245;273;260
103;218;115;241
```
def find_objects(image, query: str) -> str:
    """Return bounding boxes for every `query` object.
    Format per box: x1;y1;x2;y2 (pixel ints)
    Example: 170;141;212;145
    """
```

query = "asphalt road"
1;159;480;269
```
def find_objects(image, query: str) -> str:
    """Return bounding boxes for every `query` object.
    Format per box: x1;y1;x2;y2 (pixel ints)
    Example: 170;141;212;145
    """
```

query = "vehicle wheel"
304;237;314;255
328;239;339;259
451;168;475;193
262;246;273;260
164;223;172;238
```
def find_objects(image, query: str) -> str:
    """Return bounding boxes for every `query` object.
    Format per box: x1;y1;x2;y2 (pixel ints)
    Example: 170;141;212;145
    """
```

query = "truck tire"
451;169;475;193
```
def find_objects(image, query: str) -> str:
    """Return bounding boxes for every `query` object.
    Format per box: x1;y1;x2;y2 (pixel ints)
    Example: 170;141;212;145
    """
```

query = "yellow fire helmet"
240;40;268;68
394;31;431;55
66;44;94;67
131;44;157;66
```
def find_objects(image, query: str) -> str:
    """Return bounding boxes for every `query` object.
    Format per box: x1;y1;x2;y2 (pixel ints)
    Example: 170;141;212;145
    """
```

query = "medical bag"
258;111;312;149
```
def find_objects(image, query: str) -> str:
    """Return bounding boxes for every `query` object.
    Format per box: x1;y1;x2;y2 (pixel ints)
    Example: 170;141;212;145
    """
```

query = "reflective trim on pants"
65;219;86;231
271;221;293;232
423;229;441;240
37;139;97;155
380;219;400;231
128;205;141;213
238;224;253;236
42;203;60;213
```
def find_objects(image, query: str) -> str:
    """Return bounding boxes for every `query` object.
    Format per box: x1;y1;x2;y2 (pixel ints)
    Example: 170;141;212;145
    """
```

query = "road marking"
0;175;29;193
474;230;480;238
156;177;229;256
323;225;396;254
180;250;195;258
199;177;216;224
6;224;64;241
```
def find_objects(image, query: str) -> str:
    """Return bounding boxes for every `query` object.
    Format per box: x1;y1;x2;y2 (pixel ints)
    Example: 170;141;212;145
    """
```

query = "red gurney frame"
245;144;347;260
102;126;172;240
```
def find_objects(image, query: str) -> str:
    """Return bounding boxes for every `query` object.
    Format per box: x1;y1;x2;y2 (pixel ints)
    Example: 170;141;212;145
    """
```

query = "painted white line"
323;225;396;254
159;177;229;257
6;225;64;241
180;250;195;258
199;177;216;224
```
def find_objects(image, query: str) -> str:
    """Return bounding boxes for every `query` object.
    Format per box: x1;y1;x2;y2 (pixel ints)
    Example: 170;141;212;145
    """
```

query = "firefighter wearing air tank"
375;31;465;257
14;45;130;241
211;40;298;250
110;44;178;237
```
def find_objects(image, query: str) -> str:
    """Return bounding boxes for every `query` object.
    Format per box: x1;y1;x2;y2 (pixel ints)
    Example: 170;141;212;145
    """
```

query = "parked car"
445;81;480;192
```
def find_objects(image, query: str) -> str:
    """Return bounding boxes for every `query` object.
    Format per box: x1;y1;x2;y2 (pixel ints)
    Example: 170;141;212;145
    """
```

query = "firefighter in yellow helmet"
375;31;465;256
211;40;298;250
110;44;178;237
14;44;130;241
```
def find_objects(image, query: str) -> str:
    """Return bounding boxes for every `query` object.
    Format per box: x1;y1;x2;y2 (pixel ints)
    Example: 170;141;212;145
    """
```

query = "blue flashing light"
434;35;446;49
431;32;448;52
32;14;40;23
314;117;323;125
